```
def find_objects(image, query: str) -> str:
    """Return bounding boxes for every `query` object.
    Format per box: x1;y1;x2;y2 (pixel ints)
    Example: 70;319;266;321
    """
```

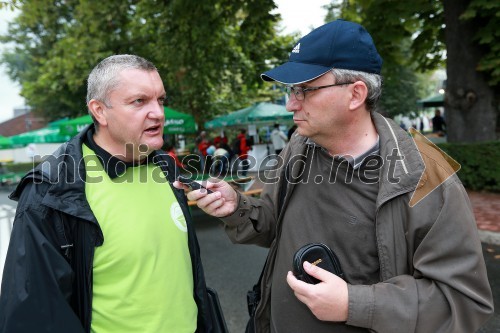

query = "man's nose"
286;94;301;112
148;102;164;119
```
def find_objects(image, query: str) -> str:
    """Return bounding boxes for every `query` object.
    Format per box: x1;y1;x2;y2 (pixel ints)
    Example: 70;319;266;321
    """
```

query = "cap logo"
291;43;301;54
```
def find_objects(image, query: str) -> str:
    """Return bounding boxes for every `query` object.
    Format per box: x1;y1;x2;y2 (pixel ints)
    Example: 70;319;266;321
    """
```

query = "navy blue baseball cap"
261;19;382;84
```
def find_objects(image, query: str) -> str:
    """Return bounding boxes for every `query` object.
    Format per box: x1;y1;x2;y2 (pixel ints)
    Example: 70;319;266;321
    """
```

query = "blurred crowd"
164;124;298;177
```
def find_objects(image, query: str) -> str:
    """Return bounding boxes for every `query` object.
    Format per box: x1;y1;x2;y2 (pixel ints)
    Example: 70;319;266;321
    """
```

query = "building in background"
0;110;47;137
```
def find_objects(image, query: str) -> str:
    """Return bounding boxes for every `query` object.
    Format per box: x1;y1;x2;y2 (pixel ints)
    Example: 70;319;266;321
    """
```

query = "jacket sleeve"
0;182;84;333
221;183;279;248
221;152;290;247
346;179;494;332
221;136;303;247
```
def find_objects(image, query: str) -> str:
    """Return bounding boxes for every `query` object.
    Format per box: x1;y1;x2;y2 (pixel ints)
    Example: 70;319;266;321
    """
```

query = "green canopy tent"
417;93;444;108
163;106;197;134
0;136;13;149
59;107;196;136
8;117;75;145
10;126;72;145
204;102;292;129
59;114;92;136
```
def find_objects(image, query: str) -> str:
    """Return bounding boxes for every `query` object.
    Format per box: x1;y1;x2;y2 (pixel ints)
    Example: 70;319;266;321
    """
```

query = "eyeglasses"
285;82;354;101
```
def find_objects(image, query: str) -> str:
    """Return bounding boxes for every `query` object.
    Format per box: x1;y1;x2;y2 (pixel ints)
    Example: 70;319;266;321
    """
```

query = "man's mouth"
145;124;161;134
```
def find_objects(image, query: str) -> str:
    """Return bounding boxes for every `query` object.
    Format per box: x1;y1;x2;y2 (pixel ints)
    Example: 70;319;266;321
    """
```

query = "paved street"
192;209;268;332
0;190;498;332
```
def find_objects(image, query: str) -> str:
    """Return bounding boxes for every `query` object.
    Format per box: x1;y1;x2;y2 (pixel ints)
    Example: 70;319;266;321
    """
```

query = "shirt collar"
83;127;155;179
306;136;380;170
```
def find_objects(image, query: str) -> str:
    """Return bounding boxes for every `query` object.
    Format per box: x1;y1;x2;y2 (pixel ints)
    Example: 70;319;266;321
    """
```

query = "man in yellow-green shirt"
0;55;214;333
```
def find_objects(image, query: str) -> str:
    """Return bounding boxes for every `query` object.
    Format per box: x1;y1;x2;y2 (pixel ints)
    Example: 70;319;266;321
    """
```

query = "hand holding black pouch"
292;243;344;284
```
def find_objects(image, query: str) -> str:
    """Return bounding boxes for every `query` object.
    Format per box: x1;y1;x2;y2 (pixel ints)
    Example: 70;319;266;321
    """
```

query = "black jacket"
0;126;213;333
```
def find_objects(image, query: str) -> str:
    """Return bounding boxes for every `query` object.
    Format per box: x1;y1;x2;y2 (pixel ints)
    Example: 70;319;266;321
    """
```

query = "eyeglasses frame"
286;82;354;101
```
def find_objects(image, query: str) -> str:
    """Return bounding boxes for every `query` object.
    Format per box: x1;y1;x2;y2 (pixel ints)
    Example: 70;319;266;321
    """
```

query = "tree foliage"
0;0;295;125
324;0;443;118
0;0;19;10
327;0;499;142
459;0;500;86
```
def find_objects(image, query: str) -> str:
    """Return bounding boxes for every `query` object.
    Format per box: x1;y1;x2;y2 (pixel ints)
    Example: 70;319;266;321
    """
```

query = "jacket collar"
372;112;424;207
35;125;100;225
83;128;156;179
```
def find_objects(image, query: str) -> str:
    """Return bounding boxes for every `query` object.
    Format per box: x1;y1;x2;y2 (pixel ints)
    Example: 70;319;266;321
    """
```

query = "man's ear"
88;99;108;127
349;81;368;110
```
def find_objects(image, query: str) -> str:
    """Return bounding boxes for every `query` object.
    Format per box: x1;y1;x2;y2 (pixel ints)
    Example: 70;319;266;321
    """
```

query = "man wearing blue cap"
177;20;493;332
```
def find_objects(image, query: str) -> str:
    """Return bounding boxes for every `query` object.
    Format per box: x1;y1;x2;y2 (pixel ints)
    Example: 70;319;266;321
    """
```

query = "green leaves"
325;0;499;121
0;0;290;123
460;0;500;86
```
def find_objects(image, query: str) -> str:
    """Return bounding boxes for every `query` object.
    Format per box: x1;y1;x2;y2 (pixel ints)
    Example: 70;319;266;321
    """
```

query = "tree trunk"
443;0;497;142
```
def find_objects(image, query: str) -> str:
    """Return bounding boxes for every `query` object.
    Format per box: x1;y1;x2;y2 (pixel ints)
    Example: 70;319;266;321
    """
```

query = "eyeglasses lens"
286;86;304;101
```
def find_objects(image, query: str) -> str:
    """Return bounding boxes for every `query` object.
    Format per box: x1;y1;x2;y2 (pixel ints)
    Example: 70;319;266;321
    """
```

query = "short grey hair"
330;68;382;112
86;54;158;107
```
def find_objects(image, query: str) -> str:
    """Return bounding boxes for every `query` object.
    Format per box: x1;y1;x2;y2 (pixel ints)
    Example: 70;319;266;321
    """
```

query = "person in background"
177;19;493;333
0;54;213;333
214;130;234;165
164;142;185;169
213;131;228;147
399;120;407;131
270;123;288;155
204;143;216;175
196;130;211;172
211;143;230;177
431;108;446;136
236;128;251;177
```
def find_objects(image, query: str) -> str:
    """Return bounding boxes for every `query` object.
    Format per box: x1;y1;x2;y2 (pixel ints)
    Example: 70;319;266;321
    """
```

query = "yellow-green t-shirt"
83;145;197;333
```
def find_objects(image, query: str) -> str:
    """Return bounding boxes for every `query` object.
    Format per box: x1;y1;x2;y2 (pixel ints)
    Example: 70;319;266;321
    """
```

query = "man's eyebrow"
129;92;154;99
129;93;148;99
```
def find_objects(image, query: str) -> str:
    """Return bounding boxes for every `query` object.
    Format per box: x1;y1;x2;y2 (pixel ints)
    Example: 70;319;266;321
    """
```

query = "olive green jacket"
222;112;493;333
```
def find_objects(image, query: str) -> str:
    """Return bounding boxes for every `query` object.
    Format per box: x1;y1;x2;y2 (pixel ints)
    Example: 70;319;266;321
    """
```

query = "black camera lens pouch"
292;243;344;284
